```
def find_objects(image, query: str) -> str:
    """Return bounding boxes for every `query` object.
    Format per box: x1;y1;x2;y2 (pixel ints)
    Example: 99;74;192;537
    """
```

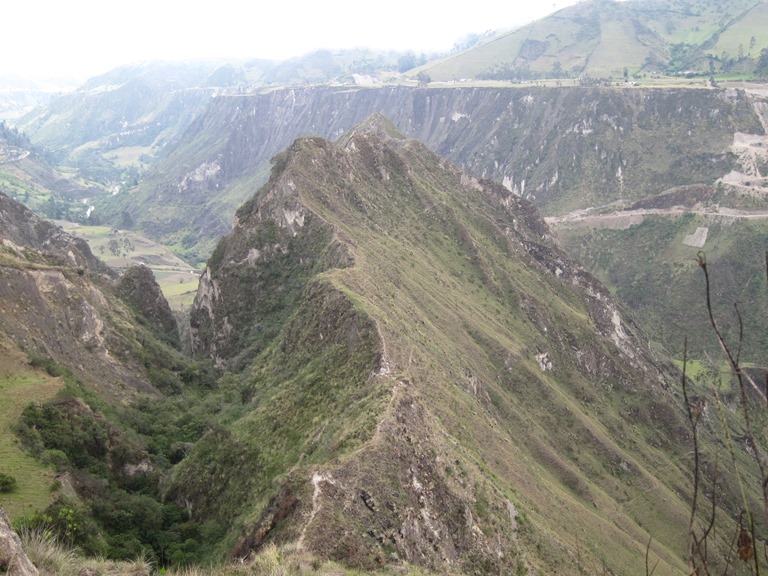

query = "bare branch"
734;302;743;367
696;251;765;402
697;251;768;524
646;536;659;576
681;337;703;575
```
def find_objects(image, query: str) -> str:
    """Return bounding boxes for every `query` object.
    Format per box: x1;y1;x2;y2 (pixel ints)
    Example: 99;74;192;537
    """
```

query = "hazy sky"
5;0;579;81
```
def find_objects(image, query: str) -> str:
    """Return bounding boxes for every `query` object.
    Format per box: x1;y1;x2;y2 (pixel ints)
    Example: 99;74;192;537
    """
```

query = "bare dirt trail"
0;148;30;164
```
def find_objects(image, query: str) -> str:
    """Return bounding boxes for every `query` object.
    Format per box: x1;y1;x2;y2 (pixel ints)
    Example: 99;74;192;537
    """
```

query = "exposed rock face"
0;191;112;277
181;115;705;573
116;264;180;347
0;508;38;576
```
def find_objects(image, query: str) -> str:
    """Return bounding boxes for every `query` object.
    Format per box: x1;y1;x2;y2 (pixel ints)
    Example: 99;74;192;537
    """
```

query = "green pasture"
0;359;62;520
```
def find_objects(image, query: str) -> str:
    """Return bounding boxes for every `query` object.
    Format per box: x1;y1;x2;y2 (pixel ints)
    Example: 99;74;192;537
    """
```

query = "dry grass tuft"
19;527;155;576
18;527;77;575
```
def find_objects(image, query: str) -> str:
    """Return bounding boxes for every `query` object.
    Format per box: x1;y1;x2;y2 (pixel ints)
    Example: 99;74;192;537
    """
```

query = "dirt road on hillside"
545;206;768;229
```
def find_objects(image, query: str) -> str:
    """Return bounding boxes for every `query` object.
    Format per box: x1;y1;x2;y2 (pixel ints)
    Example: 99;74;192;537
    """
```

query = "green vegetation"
0;472;17;492
756;48;768;78
10;354;230;565
168;278;388;555
0;347;63;519
424;0;768;81
557;215;768;363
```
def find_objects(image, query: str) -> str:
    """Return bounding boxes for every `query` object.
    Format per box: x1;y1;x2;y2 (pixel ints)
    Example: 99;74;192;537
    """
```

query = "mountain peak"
339;112;406;145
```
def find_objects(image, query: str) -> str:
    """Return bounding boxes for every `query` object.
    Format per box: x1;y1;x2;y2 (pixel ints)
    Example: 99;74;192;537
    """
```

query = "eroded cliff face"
0;190;112;276
115;264;180;348
179;116;716;574
118;85;763;259
0;192;176;400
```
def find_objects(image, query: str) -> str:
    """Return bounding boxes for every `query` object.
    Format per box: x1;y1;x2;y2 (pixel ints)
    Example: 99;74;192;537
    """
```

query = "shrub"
17;527;77;575
0;472;17;492
27;353;65;377
41;449;70;471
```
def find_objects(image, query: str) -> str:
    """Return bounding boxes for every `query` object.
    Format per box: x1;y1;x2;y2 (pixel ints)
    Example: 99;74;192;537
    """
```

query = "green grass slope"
556;212;768;364
0;336;63;520
422;0;768;81
710;1;768;59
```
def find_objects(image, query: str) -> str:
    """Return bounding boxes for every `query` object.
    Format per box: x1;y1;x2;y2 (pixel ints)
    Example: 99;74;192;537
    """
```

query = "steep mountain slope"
103;85;762;263
0;191;232;564
551;95;768;364
0;190;179;399
423;0;768;80
174;115;750;574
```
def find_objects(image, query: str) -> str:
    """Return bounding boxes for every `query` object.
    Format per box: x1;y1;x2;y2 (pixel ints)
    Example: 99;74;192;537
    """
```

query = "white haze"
4;0;578;83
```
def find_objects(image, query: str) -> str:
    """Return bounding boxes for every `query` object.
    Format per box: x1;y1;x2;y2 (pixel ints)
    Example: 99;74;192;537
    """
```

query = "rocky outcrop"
116;264;180;347
189;137;353;369
0;193;165;400
0;508;38;576
0;191;112;277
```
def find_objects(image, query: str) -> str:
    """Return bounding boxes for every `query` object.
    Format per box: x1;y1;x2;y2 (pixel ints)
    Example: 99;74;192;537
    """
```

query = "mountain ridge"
0;190;185;400
176;115;743;573
0;112;762;573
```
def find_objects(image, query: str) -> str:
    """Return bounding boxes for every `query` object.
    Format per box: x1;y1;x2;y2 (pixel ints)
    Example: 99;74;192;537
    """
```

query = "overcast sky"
5;0;579;82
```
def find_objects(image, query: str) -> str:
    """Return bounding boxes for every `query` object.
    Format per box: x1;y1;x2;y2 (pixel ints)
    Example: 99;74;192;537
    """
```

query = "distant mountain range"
423;0;768;80
10;0;768;192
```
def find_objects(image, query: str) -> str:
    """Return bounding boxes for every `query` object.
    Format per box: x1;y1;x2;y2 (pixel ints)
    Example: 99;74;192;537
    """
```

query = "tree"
398;53;416;73
755;48;768;78
416;71;431;87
